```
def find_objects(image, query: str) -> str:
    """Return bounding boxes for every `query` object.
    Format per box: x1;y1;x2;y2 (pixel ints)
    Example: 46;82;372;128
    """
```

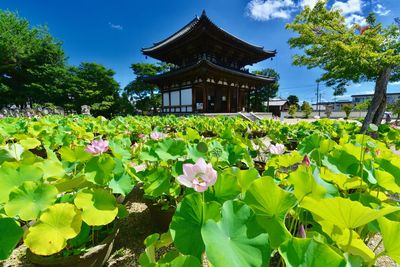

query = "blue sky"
1;0;399;103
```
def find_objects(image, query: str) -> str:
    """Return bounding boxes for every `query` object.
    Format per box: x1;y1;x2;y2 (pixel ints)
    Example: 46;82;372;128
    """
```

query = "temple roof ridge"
142;11;276;56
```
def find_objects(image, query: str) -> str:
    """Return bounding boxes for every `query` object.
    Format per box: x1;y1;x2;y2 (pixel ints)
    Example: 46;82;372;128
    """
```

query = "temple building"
142;11;276;113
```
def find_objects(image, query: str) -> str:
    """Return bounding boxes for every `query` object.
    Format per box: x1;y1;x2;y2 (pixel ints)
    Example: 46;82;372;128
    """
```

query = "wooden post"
238;86;241;112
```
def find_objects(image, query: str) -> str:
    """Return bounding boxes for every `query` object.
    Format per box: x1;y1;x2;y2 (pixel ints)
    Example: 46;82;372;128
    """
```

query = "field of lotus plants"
0;115;400;266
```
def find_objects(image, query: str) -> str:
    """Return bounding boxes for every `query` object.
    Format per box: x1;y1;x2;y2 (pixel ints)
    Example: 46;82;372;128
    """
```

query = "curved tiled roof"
143;59;276;83
142;10;276;57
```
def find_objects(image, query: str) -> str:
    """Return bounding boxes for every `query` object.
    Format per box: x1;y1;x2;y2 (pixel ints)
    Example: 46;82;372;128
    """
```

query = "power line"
278;84;317;91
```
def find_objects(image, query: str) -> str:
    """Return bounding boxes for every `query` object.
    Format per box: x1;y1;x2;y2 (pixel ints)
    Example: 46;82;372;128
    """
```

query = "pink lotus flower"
138;133;145;139
85;139;109;155
150;131;166;140
302;155;311;167
269;143;285;155
177;158;217;192
130;162;146;172
392;124;400;130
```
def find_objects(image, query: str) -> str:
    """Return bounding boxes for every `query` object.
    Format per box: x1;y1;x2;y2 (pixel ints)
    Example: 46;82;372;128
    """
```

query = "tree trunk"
360;67;392;133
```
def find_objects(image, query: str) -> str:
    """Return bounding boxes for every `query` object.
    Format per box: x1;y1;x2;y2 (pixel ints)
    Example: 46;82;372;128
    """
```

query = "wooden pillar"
238;86;241;112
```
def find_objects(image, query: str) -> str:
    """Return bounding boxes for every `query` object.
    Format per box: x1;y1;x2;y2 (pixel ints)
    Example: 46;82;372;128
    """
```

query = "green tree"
354;100;372;111
342;104;353;119
0;10;66;108
287;95;299;107
286;1;400;133
68;63;122;117
288;104;298;118
124;62;171;113
250;68;280;111
301;101;313;118
387;99;400;121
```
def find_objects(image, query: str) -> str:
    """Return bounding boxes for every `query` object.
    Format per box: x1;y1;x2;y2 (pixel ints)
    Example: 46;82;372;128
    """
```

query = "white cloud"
332;0;362;15
374;4;390;16
345;14;367;26
247;0;295;21
300;0;320;9
390;81;400;86
108;22;123;30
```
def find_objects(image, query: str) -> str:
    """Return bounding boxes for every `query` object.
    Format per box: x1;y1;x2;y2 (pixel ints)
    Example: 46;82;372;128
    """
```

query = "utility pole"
319;93;322;116
316;81;320;116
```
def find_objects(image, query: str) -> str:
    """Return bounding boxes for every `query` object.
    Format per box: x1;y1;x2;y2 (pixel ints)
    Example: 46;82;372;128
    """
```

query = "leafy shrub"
301;101;312;118
288;105;298;118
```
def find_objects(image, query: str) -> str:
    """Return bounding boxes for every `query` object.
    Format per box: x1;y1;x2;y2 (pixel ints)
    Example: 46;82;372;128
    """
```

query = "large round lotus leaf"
84;155;115;185
279;237;345;267
378;217;400;264
24;203;82;256
301;197;399;229
5;181;58;221
74;188;118;226
244;176;296;248
0;165;43;203
19;138;41;150
170;193;221;260
201;200;271;267
0;218;23;260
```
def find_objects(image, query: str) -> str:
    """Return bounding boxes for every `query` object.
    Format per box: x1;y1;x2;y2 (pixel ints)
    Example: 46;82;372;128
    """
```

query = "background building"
264;98;289;116
352;93;400;105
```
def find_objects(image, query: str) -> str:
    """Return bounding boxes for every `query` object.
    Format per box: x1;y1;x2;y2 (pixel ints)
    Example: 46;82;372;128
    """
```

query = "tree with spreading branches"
286;1;400;133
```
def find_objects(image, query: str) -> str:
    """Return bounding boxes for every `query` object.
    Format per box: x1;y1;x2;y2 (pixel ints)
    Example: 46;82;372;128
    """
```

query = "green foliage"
288;104;298;118
244;177;296;248
0;218;23;260
0;10;132;116
74;188;118;226
342;104;353;119
170;193;221;259
5;181;58;221
354;100;372;111
287;95;299;106
24;203;82;256
286;2;400;130
1;115;400;265
279;238;345;267
250;68;280;111
67;62;123;117
202;201;271;267
301;101;313;118
124;62;171;113
286;2;400;95
387;99;400;119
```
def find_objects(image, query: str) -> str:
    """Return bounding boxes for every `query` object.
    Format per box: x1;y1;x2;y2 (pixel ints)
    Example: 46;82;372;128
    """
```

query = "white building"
352;93;400;105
